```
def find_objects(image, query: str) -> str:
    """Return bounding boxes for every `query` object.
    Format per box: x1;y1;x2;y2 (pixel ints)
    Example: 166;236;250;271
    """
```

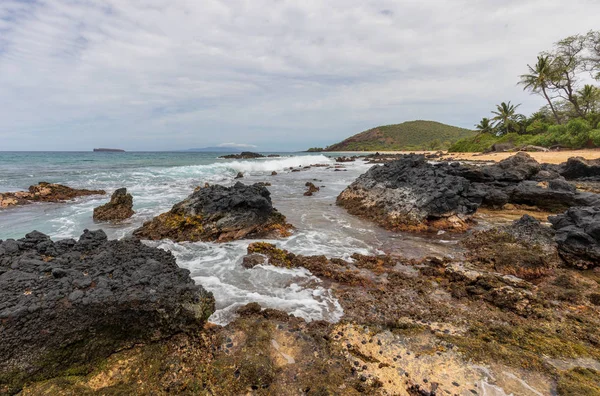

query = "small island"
93;148;125;152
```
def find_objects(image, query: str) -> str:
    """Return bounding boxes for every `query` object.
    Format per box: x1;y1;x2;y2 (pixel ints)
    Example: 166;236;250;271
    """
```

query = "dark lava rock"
337;154;483;232
0;230;214;393
235;172;244;179
549;207;600;269
559;157;600;181
0;182;105;208
304;182;320;196
93;188;134;222
335;156;356;163
219;152;265;159
133;182;292;242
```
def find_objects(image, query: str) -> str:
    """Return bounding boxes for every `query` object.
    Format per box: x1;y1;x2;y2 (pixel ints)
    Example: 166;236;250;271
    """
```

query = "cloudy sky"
0;0;598;151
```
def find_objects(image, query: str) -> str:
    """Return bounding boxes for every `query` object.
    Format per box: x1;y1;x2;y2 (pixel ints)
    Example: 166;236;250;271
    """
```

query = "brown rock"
93;188;135;222
0;182;105;208
304;182;320;196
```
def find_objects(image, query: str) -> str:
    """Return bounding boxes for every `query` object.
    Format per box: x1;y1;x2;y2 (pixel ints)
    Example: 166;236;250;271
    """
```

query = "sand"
335;149;600;164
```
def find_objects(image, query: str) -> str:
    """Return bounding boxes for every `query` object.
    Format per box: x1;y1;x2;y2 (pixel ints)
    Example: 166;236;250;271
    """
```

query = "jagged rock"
0;182;105;208
0;230;214;393
219;152;265;159
559;157;600;180
337;154;483;232
133;182;292;242
93;188;134;222
304;182;320;196
335;156;356;163
549;207;600;269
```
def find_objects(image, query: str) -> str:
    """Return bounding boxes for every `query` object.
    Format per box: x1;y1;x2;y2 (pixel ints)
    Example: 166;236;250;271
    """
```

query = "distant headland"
93;148;125;152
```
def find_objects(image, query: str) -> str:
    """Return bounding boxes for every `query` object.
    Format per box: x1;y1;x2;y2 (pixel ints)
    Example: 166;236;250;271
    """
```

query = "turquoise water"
0;151;458;324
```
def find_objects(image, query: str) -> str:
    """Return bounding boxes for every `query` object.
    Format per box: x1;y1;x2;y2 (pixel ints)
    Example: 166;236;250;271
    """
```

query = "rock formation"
219;152;265;159
0;230;214;393
550;206;600;269
304;182;319;196
133;182;292;242
0;182;105;208
93;188;134;222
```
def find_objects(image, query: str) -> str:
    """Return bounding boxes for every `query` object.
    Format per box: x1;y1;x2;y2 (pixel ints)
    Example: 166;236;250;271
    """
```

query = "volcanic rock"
559;157;600;180
304;182;320;196
0;182;105;208
0;230;214;393
93;188;134;222
549;207;600;269
336;154;483;232
133;182;292;242
219;152;265;159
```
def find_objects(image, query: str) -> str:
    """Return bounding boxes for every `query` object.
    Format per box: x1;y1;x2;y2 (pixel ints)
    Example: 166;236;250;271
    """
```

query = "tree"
584;30;600;80
474;117;494;135
546;34;588;117
519;55;562;124
579;84;600;115
491;102;524;135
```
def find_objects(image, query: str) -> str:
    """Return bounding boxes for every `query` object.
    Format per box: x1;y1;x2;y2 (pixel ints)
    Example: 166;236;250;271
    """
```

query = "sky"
0;0;599;151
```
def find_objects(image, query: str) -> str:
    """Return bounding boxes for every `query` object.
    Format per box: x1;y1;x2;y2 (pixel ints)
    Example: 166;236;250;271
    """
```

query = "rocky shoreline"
2;153;600;395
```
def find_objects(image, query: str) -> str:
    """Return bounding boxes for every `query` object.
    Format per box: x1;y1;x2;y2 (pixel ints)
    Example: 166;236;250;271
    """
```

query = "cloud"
0;0;599;150
217;142;257;148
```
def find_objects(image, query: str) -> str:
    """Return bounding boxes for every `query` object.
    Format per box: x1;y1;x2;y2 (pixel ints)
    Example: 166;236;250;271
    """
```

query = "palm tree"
491;101;524;135
579;84;599;115
474;117;494;135
519;55;561;124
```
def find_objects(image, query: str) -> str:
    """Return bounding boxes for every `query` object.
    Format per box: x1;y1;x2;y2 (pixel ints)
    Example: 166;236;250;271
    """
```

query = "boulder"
549;207;600;269
336;154;483;232
0;182;105;208
0;230;214;393
235;172;244;179
304;182;320;196
93;188;134;222
559;157;600;180
491;142;515;152
133;182;292;242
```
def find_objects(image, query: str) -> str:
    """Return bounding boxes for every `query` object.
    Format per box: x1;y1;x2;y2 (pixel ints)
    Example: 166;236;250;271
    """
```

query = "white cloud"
217;142;257;148
0;0;598;150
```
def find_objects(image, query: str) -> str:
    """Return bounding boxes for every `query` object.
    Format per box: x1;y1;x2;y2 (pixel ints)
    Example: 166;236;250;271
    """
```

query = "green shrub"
590;129;600;146
525;119;550;135
557;119;591;149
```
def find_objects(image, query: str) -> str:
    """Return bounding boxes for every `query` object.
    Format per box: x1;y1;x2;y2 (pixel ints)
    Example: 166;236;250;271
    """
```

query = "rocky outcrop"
549;207;600;269
338;153;600;233
335;156;356;163
0;230;214;393
559;157;600;180
0;182;105;208
219;152;265;159
337;154;483;232
303;182;319;196
133;182;292;242
93;188;134;222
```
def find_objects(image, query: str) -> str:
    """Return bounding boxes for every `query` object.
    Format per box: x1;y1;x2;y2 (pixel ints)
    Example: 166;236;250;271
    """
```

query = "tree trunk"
542;86;562;124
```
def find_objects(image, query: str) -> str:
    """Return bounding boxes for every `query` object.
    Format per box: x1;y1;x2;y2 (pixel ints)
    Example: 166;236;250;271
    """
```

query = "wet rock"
219;152;265;159
235;172;244;179
0;182;105;208
93;188;134;222
559;157;600;181
0;230;214;393
271;171;278;176
133;182;292;242
242;253;267;269
337;154;483;232
336;156;356;163
304;182;320;196
550;207;600;269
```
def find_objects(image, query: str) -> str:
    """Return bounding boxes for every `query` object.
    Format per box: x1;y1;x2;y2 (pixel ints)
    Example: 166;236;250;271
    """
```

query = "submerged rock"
0;230;214;393
304;182;320;196
550;207;600;269
133;182;292;242
337;154;483;232
0;182;105;208
93;188;134;222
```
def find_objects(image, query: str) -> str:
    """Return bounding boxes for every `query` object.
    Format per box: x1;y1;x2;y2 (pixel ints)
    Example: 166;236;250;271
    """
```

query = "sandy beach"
333;149;600;164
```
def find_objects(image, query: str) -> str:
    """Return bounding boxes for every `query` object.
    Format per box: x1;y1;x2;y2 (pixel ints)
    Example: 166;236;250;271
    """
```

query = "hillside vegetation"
324;120;475;151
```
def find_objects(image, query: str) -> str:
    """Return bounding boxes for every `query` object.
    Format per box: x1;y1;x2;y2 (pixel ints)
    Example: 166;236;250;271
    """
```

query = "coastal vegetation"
450;30;600;152
323;120;475;151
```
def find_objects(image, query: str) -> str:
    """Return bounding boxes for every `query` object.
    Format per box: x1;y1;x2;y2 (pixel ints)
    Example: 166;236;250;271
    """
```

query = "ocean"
0;151;459;324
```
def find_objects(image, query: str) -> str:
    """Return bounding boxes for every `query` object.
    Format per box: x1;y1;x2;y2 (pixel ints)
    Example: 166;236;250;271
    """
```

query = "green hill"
324;120;476;151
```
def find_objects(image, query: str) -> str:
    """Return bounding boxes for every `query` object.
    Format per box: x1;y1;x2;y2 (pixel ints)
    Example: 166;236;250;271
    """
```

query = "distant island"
93;148;125;152
186;147;243;152
320;120;475;151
